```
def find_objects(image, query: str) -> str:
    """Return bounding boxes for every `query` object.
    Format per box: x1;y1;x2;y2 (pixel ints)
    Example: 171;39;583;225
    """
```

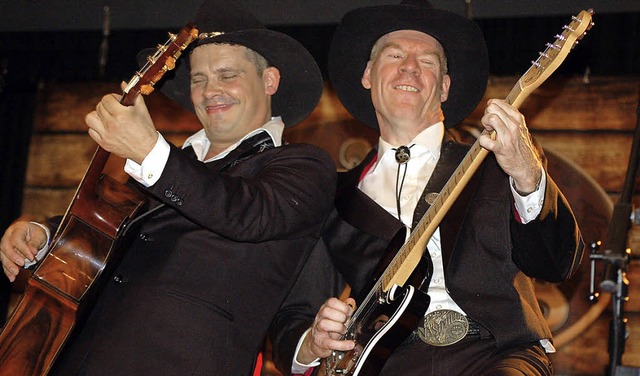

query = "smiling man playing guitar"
269;1;587;375
0;0;335;375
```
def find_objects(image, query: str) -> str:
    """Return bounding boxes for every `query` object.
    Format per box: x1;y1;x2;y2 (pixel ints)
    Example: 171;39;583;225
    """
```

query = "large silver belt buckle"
417;309;469;346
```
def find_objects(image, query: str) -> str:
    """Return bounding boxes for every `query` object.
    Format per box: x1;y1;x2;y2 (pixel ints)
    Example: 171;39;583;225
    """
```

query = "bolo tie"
392;144;414;221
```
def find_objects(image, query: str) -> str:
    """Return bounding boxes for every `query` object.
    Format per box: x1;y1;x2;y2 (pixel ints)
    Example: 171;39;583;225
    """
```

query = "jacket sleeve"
144;143;337;242
510;169;585;282
268;228;347;376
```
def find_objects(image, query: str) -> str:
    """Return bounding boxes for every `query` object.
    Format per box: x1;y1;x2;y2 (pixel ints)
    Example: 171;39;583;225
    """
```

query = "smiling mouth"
207;103;231;108
395;85;419;93
205;102;235;113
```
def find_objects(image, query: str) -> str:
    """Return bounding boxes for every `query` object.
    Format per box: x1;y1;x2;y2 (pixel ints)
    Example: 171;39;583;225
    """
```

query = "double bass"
0;24;198;375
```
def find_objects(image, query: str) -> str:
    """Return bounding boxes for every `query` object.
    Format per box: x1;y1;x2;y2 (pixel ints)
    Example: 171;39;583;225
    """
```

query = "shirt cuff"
23;221;51;268
511;169;546;224
124;132;170;187
291;328;321;374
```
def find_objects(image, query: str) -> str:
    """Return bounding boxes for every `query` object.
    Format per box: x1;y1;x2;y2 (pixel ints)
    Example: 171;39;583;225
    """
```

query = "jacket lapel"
337;150;405;242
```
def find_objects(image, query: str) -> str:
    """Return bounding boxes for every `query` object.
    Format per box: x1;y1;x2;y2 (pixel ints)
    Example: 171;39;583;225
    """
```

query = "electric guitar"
321;9;594;376
0;24;198;376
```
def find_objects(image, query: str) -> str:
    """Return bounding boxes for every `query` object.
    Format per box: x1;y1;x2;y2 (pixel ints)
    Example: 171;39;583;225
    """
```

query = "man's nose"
399;57;420;76
203;81;223;98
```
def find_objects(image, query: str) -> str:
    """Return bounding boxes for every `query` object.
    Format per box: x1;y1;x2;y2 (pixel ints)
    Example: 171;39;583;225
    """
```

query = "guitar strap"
410;132;485;293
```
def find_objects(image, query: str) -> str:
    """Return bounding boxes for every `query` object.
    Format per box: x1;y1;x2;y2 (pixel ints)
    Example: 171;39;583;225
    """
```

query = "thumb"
344;297;357;315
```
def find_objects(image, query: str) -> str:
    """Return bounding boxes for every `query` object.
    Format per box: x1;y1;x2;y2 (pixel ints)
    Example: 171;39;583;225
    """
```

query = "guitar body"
0;25;198;375
322;240;432;376
0;156;146;376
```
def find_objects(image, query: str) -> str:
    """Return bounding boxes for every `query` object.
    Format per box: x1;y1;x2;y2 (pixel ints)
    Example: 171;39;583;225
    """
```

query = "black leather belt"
466;318;482;338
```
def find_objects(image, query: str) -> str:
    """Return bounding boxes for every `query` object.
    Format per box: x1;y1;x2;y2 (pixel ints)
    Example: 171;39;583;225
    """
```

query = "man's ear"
361;61;373;90
440;74;451;103
263;67;281;95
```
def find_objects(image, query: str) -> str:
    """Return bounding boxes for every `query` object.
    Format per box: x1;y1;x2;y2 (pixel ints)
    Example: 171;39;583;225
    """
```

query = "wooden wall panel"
21;188;75;221
33;81;201;134
468;76;639;132
522;77;638;132
535;132;637;193
26;135;96;187
32;82;116;132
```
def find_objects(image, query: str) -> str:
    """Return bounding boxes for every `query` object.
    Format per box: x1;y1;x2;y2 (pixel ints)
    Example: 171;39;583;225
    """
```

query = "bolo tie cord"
393;144;414;221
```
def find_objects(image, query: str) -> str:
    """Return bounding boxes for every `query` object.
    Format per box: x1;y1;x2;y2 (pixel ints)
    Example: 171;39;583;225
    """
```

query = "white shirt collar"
375;121;444;165
182;116;285;162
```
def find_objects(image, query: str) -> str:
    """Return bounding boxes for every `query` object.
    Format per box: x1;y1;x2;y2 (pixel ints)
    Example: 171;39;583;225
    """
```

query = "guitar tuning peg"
164;56;176;71
140;84;155;96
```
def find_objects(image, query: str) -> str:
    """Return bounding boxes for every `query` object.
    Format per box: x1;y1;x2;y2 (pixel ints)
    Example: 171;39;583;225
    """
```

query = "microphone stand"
592;103;640;376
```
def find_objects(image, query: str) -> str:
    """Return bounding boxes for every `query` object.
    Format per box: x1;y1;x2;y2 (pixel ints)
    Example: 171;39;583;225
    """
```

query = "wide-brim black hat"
138;0;322;127
328;0;489;129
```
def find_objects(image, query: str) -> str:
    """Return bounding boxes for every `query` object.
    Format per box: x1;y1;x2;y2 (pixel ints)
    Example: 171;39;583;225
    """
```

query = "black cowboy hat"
138;0;322;127
328;0;489;129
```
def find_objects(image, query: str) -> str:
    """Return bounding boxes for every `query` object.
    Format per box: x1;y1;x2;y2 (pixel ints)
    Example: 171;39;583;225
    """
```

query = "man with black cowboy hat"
0;0;335;374
269;1;583;375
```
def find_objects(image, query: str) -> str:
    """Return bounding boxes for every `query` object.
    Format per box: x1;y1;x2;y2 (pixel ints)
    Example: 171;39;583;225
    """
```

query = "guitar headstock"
121;23;199;106
510;9;594;108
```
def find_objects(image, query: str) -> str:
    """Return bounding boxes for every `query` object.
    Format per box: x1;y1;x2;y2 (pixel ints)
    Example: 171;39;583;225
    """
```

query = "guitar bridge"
325;349;360;375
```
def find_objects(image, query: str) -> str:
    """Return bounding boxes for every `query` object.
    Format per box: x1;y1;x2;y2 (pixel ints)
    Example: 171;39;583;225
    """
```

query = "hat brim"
138;29;322;127
328;5;489;129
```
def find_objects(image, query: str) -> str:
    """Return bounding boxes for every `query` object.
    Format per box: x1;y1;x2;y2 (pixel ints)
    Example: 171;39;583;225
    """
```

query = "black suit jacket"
50;139;337;376
269;133;584;375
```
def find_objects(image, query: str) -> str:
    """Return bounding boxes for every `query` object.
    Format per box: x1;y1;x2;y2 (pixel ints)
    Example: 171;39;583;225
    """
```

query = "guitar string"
344;282;384;339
